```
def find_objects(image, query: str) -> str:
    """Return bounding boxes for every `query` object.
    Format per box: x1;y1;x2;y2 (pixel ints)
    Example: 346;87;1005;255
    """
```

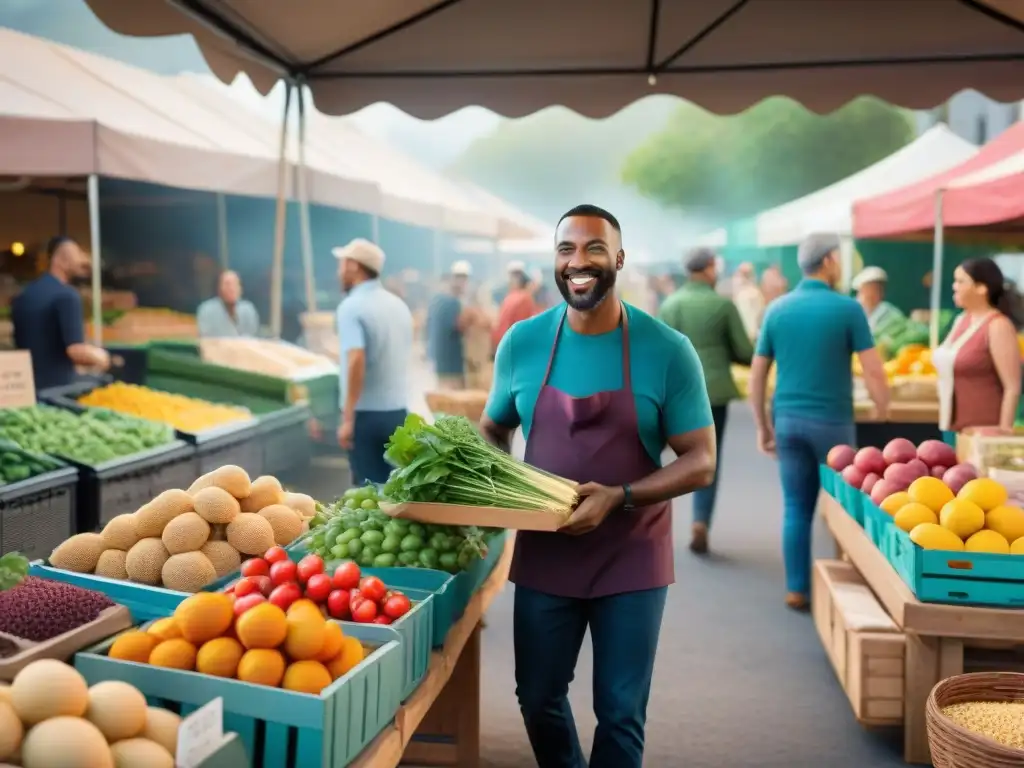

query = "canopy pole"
432;227;442;283
371;214;380;244
296;83;317;315
216;193;230;268
270;82;294;339
839;235;854;294
87;174;102;346
929;190;945;349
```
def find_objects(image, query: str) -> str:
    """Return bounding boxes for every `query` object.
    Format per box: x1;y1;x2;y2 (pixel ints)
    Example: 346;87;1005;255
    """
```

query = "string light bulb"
647;73;657;87
10;242;24;257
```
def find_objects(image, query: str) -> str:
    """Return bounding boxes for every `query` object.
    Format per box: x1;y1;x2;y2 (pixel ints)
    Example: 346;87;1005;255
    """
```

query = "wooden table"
821;496;1024;764
350;535;513;768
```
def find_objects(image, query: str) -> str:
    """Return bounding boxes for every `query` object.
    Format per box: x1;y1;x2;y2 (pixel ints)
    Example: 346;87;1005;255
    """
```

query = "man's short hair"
797;233;841;275
556;204;621;234
46;235;74;259
684;247;717;275
509;269;529;288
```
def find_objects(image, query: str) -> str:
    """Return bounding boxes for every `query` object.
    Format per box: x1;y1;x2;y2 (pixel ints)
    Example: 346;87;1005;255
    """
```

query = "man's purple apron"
509;305;674;599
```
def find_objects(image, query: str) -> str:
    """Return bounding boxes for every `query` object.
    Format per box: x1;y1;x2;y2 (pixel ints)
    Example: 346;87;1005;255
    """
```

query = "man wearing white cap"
852;265;904;335
333;239;413;485
426;260;473;389
492;260;539;350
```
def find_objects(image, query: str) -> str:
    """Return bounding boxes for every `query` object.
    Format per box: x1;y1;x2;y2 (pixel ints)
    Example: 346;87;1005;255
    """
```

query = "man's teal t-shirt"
485;303;713;465
755;279;875;422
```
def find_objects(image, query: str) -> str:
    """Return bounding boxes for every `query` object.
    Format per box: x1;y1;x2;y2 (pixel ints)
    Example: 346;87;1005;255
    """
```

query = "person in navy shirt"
12;236;110;390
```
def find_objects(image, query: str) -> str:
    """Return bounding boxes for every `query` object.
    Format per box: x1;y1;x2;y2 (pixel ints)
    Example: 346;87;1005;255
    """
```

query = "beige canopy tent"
84;0;1024;118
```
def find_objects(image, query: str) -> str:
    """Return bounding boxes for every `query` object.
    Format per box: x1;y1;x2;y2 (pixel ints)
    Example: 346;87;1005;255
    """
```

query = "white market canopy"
83;0;1024;119
754;125;979;247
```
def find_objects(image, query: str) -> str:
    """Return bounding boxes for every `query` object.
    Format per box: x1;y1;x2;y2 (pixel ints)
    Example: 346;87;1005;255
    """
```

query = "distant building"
916;90;1022;145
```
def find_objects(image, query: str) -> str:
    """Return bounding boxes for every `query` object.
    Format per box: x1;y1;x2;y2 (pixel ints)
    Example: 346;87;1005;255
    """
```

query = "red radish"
264;546;289;564
882;438;918;465
841;465;866;489
358;576;387;604
270;560;298;586
327;589;351;620
930;465;948;479
332;562;361;591
305;573;333;603
269;582;302;612
240;558;269;578
943;463;979;494
826;445;856;472
297;554;325;584
917;440;958;469
383;593;412;620
233;593;266;616
352;600;378;623
853;446;886;475
860;473;881;494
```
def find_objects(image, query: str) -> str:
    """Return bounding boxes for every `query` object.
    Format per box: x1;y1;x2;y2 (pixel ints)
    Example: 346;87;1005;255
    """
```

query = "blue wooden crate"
818;464;837;497
861;499;893;553
834;480;864;525
358;568;455;648
29;561;239;622
448;530;508;622
349;590;434;701
869;508;1024;608
74;622;402;768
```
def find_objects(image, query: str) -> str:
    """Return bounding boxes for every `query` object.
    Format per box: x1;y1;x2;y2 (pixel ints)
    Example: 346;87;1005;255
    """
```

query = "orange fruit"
315;622;344;663
958;478;1008;512
235;603;287;650
282;660;331;695
237;649;286;687
147;618;183;642
907;477;955;513
173;593;234;645
109;631;161;663
196;637;245;678
287;599;322;619
149;639;197;670
284;612;326;661
325;636;365;680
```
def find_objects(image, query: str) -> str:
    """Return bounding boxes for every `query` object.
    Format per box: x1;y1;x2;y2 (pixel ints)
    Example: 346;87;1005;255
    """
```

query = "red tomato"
373;615;393;625
240;558;269;578
224;585;235;595
269;582;302;612
383;594;412;620
233;578;258;598
269;559;298;586
264;546;289;564
358;576;386;604
327;589;351;620
296;554;325;584
233;593;266;616
305;573;332;603
351;599;378;623
349;589;362;609
332;561;361;591
251;575;273;597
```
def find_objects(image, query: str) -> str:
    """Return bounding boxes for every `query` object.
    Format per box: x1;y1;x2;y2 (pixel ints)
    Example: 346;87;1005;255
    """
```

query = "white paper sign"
176;698;225;768
0;351;35;408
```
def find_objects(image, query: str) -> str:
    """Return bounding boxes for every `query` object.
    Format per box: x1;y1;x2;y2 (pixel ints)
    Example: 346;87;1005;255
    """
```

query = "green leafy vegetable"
0;552;29;591
383;414;578;513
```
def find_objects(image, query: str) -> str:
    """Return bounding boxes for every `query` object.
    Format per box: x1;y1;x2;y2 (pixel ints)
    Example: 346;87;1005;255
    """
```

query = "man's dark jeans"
350;408;407;485
692;404;728;527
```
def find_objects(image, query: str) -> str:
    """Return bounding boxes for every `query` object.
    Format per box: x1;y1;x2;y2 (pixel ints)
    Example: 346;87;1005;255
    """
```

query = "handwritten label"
0;351;34;408
176;697;224;768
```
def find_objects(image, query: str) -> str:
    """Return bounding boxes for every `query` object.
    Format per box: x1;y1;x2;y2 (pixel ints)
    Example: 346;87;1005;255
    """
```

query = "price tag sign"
176;697;225;768
0;352;35;408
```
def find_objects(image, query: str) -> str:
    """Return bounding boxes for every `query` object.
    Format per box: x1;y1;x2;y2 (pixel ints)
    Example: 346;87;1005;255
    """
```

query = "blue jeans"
513;585;667;768
692;405;728;527
350;409;407;486
774;414;856;595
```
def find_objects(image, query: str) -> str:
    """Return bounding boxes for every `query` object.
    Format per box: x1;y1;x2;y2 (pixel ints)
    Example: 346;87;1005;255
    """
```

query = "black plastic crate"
260;404;312;477
0;467;78;561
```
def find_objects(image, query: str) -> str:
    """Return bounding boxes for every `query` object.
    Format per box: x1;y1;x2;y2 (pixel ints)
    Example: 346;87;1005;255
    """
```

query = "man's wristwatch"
621;483;634;511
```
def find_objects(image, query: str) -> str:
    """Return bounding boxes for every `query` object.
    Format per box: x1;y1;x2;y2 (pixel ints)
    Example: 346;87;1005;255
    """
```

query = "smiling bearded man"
479;204;717;768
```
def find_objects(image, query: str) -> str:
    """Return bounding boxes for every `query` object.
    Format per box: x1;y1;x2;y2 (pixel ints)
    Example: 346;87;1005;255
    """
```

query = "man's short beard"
555;269;616;311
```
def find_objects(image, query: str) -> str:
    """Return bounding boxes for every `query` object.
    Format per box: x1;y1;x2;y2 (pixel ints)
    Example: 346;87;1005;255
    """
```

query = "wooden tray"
0;604;133;681
380;501;568;532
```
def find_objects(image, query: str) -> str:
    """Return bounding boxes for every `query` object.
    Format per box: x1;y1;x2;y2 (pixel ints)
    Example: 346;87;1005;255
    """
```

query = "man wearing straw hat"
333;239;413;485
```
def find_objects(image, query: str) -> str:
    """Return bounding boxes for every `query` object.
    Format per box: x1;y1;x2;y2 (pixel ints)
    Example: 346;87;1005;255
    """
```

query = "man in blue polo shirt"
480;204;715;768
749;233;890;612
12;236;110;390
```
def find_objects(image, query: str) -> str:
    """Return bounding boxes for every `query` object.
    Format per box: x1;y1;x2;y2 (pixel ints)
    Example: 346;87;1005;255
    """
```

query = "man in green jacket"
659;248;754;554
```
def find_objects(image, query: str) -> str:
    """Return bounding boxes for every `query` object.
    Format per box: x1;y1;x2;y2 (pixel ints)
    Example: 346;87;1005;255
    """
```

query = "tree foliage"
622;97;916;221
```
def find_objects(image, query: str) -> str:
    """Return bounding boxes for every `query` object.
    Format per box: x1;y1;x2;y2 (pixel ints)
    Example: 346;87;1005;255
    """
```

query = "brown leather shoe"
689;523;708;555
785;592;810;612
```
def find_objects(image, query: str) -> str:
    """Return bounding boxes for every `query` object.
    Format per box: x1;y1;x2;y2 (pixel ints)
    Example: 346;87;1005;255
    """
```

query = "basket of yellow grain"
927;672;1024;767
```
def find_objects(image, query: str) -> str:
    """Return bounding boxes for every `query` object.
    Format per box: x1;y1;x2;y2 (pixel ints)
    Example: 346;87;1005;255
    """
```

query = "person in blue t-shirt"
12;236;111;390
480;204;716;768
426;261;472;389
749;233;890;612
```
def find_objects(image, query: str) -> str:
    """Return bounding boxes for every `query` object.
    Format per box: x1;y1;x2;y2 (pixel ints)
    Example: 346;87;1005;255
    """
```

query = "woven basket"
425;390;489;423
927;672;1024;767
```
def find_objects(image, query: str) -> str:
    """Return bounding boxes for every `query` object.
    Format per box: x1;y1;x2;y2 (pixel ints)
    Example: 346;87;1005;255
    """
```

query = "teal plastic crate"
357;590;434;701
865;504;1024;607
818;464;837;497
28;561;239;622
834;479;864;525
448;530;508;621
360;568;455;648
862;498;893;552
75;622;402;768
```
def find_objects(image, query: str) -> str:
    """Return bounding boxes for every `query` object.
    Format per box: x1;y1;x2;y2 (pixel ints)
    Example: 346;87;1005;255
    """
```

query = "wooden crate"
813;560;906;725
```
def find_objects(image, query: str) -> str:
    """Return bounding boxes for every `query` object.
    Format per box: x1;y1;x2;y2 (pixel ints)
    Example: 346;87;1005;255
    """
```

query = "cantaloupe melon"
189;465;251;499
160;512;210;555
135;490;193;538
142;708;180;757
226;513;275;555
101;514;139;551
240;475;284;513
199;541;241;577
95;549;129;580
11;660;89;724
192;487;241;525
259;504;303;546
0;701;22;762
109;738;173;768
125;538;170;586
85;681;148;742
20;717;113;768
283;492;316;518
49;533;104;574
161;552;217;593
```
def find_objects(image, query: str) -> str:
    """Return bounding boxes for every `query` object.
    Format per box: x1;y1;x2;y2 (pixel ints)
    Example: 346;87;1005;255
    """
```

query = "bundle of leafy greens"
383;414;578;514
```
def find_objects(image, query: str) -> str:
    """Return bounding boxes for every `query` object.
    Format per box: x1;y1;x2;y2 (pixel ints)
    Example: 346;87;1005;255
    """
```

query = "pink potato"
853;446;887;476
870;479;903;506
882;462;923;490
907;458;929;477
930;465;948;479
882;438;918;466
917;439;958;469
827;444;857;472
943;463;979;494
841;465;867;489
861;473;882;494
